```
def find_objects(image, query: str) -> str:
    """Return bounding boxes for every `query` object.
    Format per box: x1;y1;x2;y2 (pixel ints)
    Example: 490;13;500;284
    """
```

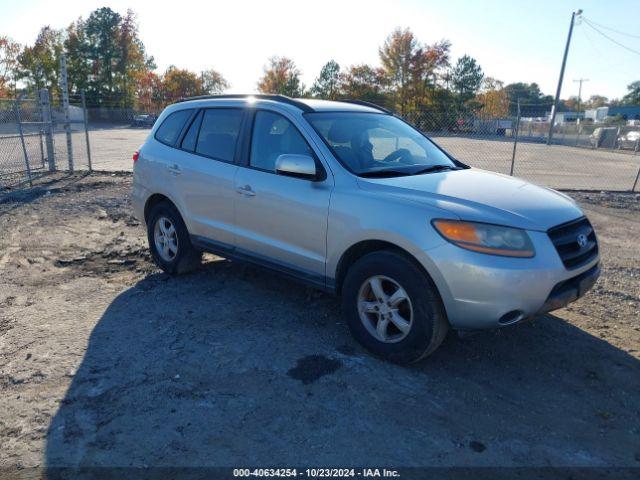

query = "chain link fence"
0;89;95;192
0;95;51;190
2;92;640;193
406;108;640;191
50;92;92;171
551;122;640;152
80;93;158;171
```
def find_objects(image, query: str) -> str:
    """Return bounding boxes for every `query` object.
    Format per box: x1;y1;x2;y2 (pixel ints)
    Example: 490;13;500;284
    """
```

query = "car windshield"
306;112;460;176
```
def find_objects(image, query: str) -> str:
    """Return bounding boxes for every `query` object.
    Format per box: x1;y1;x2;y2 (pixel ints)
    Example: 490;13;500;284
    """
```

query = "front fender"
326;187;456;283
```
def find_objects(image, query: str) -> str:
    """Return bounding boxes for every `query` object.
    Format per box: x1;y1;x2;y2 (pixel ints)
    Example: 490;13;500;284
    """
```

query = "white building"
550;111;585;124
584;107;609;123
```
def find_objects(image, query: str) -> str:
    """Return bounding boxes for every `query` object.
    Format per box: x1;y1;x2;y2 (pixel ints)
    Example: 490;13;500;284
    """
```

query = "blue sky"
1;0;638;99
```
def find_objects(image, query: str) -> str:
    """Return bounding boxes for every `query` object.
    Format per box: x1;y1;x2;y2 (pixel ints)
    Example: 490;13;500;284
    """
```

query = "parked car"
132;95;600;363
617;130;640;150
131;114;157;128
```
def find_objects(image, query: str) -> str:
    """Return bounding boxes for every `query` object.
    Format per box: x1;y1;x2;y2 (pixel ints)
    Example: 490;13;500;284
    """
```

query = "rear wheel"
147;201;201;274
341;250;449;363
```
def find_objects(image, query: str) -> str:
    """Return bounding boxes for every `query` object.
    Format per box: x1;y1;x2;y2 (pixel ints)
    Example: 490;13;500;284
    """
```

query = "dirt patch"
53;240;152;276
569;191;640;213
0;172;639;469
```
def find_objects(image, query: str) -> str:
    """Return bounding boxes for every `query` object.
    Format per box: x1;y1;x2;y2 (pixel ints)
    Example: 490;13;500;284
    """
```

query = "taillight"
133;151;139;163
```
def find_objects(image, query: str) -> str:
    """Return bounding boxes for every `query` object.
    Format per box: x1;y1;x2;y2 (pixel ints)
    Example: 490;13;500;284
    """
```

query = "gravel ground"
0;173;638;470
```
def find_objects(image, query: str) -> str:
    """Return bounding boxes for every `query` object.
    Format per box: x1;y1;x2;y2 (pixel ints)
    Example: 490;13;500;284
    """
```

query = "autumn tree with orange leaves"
0;35;20;97
257;56;304;97
475;78;509;118
379;28;451;115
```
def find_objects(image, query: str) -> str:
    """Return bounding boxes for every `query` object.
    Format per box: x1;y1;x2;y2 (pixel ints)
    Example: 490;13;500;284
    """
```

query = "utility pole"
547;9;582;145
510;98;521;176
573;78;589;116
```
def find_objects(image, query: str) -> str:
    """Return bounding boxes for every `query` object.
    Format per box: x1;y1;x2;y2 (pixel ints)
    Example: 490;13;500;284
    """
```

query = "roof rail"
340;99;393;114
175;94;314;113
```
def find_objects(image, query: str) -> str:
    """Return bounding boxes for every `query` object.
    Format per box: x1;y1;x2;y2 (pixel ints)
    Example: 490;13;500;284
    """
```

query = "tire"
146;200;201;275
341;250;449;364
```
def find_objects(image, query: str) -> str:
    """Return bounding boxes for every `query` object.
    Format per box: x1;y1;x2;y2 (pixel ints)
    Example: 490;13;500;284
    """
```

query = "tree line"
1;7;638;118
0;8;229;110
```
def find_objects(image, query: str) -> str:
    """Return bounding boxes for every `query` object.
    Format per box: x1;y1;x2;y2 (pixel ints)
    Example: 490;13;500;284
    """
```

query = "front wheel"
341;250;449;363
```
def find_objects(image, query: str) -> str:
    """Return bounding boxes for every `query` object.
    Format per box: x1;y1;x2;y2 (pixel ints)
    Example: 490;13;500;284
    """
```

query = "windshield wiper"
412;165;459;175
359;169;413;178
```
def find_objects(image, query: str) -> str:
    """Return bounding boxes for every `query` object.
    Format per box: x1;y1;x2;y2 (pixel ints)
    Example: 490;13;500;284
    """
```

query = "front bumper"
538;263;600;314
416;230;600;330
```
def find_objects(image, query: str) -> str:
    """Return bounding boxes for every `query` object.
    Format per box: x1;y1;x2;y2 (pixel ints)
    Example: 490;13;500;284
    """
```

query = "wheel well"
334;240;426;295
144;194;173;224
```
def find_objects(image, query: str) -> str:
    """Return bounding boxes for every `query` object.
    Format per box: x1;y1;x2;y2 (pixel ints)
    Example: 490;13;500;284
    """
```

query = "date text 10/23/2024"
233;468;400;478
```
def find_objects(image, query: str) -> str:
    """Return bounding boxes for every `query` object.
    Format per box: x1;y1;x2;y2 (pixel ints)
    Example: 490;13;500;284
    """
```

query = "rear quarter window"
154;109;193;146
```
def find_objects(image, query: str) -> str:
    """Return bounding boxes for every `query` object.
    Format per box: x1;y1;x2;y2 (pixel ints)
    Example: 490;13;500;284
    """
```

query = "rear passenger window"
195;109;243;162
155;109;192;146
181;110;203;152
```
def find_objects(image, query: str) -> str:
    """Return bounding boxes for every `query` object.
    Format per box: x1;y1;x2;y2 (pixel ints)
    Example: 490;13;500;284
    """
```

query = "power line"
582;18;640;56
577;22;640;79
582;17;640;40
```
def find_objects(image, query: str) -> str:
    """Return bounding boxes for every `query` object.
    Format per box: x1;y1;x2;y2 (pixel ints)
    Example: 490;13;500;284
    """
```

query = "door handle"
236;185;256;197
167;164;181;175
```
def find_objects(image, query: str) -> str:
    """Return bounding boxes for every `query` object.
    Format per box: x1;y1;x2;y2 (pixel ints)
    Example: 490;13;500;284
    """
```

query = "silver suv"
132;95;600;363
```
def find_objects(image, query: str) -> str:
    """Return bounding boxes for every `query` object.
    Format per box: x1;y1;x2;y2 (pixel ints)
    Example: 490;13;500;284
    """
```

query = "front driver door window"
249;110;315;171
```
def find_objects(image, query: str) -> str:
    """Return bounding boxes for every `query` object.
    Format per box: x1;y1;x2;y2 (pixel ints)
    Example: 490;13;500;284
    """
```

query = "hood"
357;168;583;231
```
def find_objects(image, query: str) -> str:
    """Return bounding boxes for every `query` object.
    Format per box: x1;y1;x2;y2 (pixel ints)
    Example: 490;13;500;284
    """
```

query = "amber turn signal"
432;220;535;258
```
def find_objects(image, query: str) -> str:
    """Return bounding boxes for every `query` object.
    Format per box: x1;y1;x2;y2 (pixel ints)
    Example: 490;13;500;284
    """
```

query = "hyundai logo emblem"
576;234;588;248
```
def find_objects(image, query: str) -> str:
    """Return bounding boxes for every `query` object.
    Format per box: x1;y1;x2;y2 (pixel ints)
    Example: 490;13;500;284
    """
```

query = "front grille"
548;217;598;269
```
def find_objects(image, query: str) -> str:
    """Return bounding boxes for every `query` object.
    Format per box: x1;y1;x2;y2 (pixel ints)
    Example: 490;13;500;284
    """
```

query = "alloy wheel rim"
154;216;178;262
357;275;413;343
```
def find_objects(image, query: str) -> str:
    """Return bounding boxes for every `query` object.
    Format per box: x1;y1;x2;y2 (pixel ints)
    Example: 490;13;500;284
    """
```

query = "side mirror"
275;154;318;180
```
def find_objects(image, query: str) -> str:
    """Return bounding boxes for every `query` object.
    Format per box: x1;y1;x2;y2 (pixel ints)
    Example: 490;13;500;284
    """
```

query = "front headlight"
432;220;535;258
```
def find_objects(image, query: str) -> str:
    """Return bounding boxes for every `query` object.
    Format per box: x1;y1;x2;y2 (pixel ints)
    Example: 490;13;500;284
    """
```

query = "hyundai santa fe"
132;94;600;363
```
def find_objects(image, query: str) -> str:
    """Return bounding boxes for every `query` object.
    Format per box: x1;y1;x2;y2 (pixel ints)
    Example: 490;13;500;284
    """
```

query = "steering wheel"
382;148;413;165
